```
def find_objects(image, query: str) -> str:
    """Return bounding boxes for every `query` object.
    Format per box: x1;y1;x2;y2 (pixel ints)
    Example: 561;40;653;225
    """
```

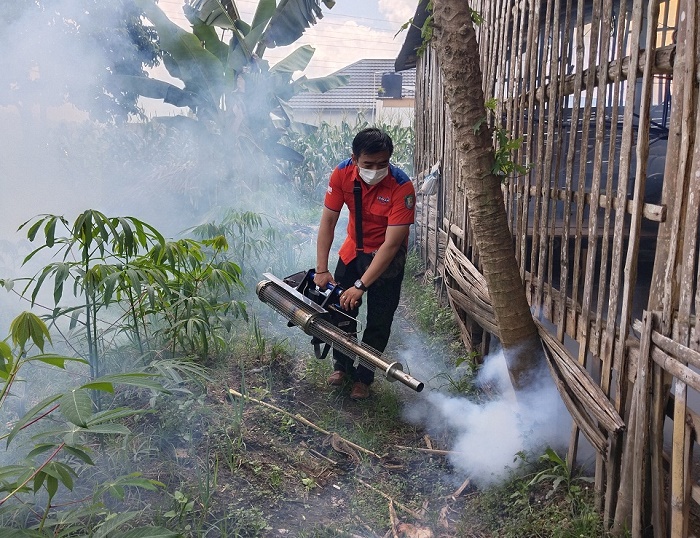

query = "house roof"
395;0;430;72
289;58;416;110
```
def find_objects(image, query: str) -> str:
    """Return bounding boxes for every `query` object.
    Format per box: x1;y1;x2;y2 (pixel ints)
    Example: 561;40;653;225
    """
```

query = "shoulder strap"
353;180;363;251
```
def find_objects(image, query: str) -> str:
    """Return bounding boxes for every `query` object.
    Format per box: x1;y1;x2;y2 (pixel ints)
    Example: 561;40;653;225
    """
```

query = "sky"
160;0;418;78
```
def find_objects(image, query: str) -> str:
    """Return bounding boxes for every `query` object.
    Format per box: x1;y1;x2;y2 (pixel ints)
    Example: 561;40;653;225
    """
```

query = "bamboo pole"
631;312;653;536
650;348;667;536
510;44;678;108
670;377;688;537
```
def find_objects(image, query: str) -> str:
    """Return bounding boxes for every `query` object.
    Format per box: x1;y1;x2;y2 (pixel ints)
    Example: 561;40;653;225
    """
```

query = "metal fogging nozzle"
256;273;425;392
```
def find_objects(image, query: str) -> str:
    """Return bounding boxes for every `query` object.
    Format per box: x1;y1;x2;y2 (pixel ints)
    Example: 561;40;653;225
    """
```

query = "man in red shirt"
313;128;416;400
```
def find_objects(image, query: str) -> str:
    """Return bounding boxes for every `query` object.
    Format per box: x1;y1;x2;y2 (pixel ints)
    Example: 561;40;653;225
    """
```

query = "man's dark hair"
352;128;394;157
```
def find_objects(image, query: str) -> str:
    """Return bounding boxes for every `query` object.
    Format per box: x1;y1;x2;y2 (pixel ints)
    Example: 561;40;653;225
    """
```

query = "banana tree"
125;0;347;165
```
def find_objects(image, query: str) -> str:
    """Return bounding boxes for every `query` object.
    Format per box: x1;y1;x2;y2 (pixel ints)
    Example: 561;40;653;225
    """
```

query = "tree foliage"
0;0;160;121
127;0;348;168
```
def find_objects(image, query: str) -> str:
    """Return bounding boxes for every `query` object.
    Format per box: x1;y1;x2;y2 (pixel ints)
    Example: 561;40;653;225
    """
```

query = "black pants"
332;254;405;385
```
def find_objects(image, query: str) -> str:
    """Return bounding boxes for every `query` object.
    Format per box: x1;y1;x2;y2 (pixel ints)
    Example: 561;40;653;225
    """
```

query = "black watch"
354;279;367;292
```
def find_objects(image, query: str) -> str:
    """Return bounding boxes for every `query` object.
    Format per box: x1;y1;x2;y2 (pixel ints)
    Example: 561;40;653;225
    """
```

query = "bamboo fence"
409;0;700;533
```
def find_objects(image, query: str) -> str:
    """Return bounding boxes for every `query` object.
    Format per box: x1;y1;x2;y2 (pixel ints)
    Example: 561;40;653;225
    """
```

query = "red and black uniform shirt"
324;158;416;265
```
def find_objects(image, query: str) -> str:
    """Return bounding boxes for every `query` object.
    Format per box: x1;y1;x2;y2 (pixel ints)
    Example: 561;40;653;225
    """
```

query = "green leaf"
111;473;164;491
185;0;240;29
54;462;76;490
79;381;114;393
251;0;276;31
270;45;315;74
44;217;57;248
26;443;57;459
0;341;11;371
33;471;46;493
29;354;87;368
113;76;200;108
79;423;131;435
85;373;165;392
294;73;349;94
262;0;331;48
136;0;225;109
24;218;44;242
0;465;27;482
93;511;139;538
85;407;144;426
45;474;58;498
6;394;62;446
59;389;94;428
228;22;267;73
64;445;95;465
10;312;51;352
192;21;229;63
117;527;180;538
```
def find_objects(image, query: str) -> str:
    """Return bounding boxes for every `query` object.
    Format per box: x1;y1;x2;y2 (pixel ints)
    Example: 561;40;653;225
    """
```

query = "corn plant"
282;117;415;198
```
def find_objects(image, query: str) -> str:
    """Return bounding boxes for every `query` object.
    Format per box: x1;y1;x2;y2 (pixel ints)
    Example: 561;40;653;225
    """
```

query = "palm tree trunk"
432;0;545;390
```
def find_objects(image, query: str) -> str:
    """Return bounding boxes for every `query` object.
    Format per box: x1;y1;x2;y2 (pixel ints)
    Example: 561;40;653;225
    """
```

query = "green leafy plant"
282;116;415;198
18;210;166;381
472;99;530;182
13;210;245;369
527;447;594;504
0;312;168;535
124;0;348;171
148;235;246;359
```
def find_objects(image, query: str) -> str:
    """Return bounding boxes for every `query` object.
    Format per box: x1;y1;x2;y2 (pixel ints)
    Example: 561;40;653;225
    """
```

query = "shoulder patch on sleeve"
389;164;411;185
404;194;415;210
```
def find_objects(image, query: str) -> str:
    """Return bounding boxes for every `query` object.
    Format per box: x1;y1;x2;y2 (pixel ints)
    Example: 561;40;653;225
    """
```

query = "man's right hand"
313;271;334;288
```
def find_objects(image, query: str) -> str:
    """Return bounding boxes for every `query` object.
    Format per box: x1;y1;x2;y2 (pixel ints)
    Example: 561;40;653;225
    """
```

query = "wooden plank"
650;356;667;536
592;0;628;366
555;0;578;343
603;0;646;523
537;319;625;433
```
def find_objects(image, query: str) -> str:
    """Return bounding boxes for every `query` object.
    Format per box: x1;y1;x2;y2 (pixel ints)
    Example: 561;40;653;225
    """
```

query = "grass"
2;251;609;536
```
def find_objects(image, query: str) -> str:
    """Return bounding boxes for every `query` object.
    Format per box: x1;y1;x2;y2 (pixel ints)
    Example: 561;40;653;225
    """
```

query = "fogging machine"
256;270;424;392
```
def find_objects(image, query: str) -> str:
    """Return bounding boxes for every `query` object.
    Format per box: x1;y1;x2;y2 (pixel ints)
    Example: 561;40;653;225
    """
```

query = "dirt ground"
153;303;479;538
209;372;470;537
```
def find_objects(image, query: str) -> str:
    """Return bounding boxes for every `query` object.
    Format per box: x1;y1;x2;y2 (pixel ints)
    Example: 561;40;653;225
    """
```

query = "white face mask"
358;166;388;185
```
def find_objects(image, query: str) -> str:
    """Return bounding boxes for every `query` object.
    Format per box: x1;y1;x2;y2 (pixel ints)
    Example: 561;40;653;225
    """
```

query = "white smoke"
403;348;572;486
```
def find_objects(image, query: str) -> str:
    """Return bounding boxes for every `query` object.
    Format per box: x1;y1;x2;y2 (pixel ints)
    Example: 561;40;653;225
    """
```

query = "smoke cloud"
403;348;572;486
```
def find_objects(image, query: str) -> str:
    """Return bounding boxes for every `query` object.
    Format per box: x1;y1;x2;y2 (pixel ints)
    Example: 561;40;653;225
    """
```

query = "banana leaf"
270;45;315;74
293;73;350;93
136;0;225;107
184;0;240;28
114;75;200;109
262;0;329;48
191;22;229;64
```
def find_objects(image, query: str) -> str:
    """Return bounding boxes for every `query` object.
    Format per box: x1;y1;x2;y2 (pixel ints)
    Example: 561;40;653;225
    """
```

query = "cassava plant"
148;235;246;359
17;210;168;380
12;210;246;373
0;311;170;535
